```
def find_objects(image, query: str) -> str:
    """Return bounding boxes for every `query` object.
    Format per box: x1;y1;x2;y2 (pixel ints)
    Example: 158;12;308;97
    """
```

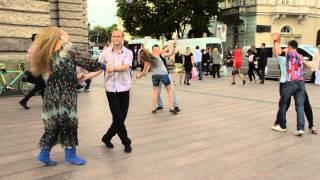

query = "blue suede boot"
37;148;58;166
64;147;86;165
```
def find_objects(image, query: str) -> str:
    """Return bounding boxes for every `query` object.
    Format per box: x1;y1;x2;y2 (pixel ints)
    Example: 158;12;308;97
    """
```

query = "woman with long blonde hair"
183;47;195;85
31;27;105;166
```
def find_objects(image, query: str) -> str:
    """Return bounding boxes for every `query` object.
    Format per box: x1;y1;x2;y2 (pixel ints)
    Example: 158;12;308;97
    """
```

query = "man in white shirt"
194;46;203;80
82;30;133;153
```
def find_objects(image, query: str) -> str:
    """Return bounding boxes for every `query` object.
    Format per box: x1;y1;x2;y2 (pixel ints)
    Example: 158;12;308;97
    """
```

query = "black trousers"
20;76;45;103
248;63;257;82
85;79;92;90
257;65;266;82
212;64;221;78
311;71;316;83
103;91;131;145
275;83;314;128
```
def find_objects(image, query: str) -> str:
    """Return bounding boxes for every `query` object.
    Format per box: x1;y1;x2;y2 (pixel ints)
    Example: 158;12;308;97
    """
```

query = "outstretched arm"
81;70;103;81
273;33;282;57
304;60;313;69
136;61;151;79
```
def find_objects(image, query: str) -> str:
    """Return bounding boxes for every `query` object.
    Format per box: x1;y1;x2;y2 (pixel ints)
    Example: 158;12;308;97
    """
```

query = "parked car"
88;48;102;61
240;45;318;81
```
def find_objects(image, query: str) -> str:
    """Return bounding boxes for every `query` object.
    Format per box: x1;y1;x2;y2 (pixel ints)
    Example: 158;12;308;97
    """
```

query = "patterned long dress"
39;45;102;149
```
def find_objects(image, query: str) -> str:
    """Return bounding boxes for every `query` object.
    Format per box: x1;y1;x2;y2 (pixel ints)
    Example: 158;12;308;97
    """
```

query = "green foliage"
89;24;118;43
116;0;221;39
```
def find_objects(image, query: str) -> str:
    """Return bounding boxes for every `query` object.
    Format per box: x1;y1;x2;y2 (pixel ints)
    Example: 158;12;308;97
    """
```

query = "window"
256;48;273;58
256;25;271;33
297;48;313;61
279;0;295;5
280;26;293;34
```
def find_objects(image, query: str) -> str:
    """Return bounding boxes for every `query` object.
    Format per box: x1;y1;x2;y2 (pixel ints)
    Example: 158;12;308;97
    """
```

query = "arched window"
281;26;293;34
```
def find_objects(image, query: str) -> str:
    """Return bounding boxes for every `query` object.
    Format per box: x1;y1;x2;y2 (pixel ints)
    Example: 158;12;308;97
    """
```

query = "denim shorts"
152;74;171;87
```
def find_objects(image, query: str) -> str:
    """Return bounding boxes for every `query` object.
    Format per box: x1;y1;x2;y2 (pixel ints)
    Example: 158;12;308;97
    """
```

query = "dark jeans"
275;83;314;129
103;91;131;145
196;62;203;80
248;63;257;82
20;76;45;103
278;81;306;130
257;65;266;82
212;64;221;78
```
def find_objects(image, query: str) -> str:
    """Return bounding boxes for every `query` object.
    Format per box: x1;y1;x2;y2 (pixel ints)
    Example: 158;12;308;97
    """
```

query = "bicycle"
0;62;34;96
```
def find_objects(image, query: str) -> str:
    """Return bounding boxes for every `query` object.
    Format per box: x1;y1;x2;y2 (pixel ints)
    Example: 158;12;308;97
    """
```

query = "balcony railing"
220;0;319;9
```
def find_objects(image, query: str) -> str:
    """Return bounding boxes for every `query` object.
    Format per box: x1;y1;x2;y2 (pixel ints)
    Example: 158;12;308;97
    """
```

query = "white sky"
87;0;118;28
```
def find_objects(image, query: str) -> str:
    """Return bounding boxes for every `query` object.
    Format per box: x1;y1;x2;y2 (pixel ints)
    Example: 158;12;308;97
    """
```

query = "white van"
128;38;160;51
173;37;223;57
241;45;318;81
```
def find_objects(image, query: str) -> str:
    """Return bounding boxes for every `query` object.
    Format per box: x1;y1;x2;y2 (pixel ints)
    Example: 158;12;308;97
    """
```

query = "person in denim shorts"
136;40;178;115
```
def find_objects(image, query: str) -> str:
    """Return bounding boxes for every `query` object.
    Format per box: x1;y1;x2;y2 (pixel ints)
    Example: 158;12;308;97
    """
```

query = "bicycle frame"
0;70;23;87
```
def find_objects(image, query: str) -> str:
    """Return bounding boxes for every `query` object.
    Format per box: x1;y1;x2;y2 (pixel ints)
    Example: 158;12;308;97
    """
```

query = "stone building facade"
0;0;89;62
220;0;320;48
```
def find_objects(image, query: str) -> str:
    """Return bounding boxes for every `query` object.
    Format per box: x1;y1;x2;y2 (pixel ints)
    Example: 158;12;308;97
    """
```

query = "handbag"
191;67;198;80
221;65;228;76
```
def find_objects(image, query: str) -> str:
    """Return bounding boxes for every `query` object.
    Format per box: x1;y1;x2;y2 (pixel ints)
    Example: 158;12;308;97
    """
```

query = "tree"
89;24;118;43
116;0;221;39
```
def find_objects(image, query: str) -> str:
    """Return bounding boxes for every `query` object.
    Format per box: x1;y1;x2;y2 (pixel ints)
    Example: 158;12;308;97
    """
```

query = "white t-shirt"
194;49;202;63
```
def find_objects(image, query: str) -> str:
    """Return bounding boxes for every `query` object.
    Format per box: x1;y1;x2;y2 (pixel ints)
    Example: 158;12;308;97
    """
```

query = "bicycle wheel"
19;79;34;96
0;83;4;95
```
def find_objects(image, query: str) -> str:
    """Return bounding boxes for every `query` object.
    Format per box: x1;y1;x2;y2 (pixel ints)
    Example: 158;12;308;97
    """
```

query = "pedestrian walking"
174;50;184;85
257;43;268;84
19;34;46;109
246;45;258;84
212;48;223;78
194;46;203;80
231;43;246;85
183;47;195;85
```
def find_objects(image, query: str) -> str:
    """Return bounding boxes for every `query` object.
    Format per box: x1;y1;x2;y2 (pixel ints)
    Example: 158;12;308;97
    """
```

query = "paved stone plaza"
0;73;320;180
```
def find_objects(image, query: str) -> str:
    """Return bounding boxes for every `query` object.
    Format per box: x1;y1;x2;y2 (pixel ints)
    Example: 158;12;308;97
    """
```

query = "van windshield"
206;43;222;53
304;46;318;55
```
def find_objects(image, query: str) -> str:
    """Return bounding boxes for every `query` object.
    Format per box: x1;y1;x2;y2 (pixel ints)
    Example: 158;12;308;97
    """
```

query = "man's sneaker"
156;106;163;111
294;130;304;136
309;127;318;135
174;107;181;112
169;109;178;115
271;125;287;132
